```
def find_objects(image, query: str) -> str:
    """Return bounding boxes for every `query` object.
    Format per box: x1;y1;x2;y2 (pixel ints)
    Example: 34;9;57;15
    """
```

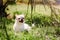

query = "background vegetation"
0;0;60;40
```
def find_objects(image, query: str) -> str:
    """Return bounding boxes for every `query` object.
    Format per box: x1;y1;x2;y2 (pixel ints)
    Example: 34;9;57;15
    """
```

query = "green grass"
0;22;60;40
0;17;60;40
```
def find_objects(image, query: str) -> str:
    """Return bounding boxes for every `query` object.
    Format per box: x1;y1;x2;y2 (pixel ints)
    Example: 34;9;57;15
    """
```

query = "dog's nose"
19;18;24;23
21;19;23;21
21;18;24;20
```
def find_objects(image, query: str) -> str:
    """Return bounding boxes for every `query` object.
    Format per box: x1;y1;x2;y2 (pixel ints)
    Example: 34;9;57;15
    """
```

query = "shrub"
25;13;52;27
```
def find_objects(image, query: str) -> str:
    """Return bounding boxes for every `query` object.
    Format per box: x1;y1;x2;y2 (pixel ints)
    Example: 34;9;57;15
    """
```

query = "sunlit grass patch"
5;4;51;16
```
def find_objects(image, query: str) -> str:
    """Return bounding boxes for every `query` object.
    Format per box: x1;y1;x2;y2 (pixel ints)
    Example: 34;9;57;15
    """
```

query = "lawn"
1;22;60;40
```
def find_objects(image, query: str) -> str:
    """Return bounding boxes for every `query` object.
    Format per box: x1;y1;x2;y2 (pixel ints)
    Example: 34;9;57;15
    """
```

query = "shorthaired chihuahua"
13;14;31;35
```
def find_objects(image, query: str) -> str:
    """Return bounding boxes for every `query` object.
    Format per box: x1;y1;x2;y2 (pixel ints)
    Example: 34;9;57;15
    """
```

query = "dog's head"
15;14;25;23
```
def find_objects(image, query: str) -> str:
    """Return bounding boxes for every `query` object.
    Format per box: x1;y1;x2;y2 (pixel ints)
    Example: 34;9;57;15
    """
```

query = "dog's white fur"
13;14;31;34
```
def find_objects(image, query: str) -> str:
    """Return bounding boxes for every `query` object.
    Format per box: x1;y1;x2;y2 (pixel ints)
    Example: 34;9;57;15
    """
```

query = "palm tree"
27;0;60;26
0;0;15;40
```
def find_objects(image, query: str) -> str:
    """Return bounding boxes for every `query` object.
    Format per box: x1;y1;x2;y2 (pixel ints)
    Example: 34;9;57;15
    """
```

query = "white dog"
13;14;31;34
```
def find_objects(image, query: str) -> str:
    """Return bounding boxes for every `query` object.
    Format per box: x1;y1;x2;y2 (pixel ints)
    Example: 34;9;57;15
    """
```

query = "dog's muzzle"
19;19;24;23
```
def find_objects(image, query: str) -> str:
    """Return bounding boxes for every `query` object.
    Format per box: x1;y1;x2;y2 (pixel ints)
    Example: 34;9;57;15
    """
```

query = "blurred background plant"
0;0;60;40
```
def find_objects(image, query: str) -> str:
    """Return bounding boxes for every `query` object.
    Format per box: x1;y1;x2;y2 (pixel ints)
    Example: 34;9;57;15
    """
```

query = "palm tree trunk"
0;0;10;40
30;0;34;26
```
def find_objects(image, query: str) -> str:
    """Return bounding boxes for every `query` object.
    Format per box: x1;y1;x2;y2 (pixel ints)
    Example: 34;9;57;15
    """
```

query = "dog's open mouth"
19;19;23;23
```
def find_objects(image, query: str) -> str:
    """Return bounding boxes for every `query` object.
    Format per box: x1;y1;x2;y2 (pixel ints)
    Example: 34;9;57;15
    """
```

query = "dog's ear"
22;14;24;17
